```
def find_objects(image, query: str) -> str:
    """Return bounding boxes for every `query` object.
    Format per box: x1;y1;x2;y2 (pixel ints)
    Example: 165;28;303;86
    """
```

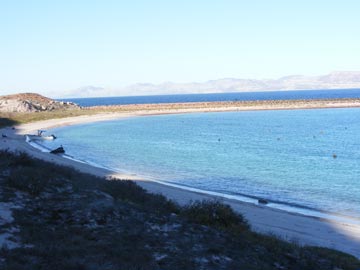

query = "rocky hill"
0;93;80;113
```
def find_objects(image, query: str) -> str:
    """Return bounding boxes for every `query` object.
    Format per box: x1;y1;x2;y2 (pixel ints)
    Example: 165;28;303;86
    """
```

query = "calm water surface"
41;108;360;219
61;89;360;107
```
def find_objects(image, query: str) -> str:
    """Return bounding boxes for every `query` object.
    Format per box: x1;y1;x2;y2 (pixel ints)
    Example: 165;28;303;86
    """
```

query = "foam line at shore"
160;181;360;226
25;136;51;153
31;133;360;227
90;163;360;226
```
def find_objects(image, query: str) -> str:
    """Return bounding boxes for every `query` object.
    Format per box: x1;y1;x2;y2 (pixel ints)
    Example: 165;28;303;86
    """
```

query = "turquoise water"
41;108;360;219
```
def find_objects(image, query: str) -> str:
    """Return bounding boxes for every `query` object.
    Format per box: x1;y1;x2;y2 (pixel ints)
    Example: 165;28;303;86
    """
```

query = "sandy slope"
1;109;359;258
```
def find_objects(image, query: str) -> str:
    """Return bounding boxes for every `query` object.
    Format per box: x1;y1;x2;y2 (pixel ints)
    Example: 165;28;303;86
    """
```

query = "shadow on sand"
0;117;19;129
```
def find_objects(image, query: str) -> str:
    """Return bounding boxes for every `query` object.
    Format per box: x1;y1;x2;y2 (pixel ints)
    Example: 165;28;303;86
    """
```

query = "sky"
1;0;360;96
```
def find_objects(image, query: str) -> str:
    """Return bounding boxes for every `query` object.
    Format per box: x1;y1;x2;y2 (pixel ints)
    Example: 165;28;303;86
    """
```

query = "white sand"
1;111;359;258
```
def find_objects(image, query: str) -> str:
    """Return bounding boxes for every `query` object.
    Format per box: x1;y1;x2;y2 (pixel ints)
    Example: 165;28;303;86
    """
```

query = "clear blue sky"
1;0;360;95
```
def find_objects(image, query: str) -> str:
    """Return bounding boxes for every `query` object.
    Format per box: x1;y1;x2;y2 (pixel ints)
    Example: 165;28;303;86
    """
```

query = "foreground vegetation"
0;150;359;269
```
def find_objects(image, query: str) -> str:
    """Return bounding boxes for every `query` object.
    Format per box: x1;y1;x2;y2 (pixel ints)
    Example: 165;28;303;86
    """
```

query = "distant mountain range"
61;71;360;98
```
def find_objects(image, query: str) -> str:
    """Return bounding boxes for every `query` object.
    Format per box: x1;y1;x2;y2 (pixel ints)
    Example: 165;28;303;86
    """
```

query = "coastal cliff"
0;93;80;113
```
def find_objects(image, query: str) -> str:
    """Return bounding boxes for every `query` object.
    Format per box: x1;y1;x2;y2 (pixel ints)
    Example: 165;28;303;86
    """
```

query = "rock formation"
0;93;80;113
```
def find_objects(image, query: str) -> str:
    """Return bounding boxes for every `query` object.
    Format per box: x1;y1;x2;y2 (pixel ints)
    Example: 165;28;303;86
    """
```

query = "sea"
38;89;360;223
61;88;360;107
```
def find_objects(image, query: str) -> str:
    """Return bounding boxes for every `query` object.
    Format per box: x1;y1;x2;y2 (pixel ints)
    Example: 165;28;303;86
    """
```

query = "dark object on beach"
2;134;7;138
50;146;65;154
258;199;268;205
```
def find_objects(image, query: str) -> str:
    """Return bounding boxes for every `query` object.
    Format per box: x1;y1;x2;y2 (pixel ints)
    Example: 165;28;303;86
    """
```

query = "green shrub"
10;151;34;167
6;167;49;196
0;150;33;167
302;247;360;269
101;179;179;214
181;200;249;231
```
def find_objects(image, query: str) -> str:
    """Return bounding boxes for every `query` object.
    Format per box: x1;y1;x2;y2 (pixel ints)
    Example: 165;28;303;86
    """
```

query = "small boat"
50;146;65;154
36;130;56;140
27;135;56;141
27;132;57;141
42;134;57;140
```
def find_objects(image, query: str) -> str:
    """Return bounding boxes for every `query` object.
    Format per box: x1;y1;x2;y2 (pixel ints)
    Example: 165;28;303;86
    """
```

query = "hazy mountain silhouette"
62;71;360;98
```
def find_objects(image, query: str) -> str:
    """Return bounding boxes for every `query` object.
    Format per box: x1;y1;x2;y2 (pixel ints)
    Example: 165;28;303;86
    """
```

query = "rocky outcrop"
0;93;80;113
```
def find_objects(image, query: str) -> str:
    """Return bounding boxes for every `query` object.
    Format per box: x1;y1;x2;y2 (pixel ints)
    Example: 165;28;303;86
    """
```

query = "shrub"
0;150;33;167
6;167;49;196
101;179;179;214
10;151;34;167
181;200;249;231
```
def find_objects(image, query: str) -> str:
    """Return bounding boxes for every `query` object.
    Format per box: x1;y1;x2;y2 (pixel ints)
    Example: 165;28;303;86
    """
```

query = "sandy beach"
1;107;360;258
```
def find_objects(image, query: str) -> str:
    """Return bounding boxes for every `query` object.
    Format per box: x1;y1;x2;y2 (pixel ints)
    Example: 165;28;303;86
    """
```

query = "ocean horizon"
60;88;360;107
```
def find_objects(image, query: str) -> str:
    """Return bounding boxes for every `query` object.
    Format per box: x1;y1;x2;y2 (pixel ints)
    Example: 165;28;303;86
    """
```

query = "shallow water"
41;108;360;219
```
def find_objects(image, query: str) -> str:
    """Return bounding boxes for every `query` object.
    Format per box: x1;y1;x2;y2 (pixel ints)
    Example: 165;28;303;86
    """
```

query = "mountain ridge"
59;71;360;98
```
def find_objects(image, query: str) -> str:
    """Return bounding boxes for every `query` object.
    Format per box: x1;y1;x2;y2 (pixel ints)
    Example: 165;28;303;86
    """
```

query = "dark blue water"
61;89;360;107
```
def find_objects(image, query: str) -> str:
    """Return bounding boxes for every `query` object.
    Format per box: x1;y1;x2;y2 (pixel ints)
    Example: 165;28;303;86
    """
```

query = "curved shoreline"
1;108;360;258
28;133;360;226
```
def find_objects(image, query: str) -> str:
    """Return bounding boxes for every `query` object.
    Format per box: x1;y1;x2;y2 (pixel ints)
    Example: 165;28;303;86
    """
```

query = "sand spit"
80;98;360;116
